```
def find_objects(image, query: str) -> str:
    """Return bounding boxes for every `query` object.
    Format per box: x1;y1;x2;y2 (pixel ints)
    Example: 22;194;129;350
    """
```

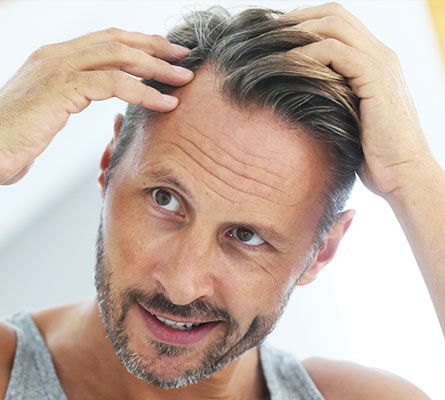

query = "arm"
286;2;445;337
0;28;194;185
0;323;16;400
386;160;445;333
303;357;430;400
0;27;194;398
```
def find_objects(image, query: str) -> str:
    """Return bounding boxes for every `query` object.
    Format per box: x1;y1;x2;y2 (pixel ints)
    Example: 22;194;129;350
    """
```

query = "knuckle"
105;41;125;54
39;58;58;73
149;34;168;45
64;69;79;86
145;34;169;55
383;46;399;64
29;45;52;61
109;69;125;83
325;2;344;13
104;27;123;37
324;37;342;50
322;14;343;26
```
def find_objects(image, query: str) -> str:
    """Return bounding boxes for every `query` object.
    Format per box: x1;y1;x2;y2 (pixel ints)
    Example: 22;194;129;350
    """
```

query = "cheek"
219;254;298;324
102;184;300;321
102;186;164;286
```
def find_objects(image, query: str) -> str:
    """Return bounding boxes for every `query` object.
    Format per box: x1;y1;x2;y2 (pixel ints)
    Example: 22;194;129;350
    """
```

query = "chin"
112;308;232;388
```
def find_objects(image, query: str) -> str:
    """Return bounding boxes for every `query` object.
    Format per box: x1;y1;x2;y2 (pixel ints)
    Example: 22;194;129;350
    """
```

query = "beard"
94;215;296;389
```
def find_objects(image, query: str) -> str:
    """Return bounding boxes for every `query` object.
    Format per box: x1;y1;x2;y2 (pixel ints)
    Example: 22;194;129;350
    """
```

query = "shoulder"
0;321;17;400
302;357;430;400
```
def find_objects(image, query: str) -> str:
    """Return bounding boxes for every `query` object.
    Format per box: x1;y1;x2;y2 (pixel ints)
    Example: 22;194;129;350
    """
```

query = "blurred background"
0;0;444;398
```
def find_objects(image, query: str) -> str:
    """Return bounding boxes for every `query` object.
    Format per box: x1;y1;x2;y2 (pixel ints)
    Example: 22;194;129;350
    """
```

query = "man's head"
95;6;362;389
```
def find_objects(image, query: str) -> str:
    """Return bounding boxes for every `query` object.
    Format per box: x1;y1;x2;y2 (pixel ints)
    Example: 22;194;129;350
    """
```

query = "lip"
141;307;215;325
138;304;221;346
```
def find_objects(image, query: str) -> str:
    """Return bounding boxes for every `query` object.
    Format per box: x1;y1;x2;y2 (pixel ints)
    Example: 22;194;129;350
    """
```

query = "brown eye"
151;188;181;212
230;227;265;246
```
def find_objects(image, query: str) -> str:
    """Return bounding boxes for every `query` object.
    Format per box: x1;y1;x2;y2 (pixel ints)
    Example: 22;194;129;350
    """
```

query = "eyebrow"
143;166;194;200
142;166;289;246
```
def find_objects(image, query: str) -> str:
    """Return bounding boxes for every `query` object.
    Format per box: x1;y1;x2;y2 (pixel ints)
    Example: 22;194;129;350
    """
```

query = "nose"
152;231;216;306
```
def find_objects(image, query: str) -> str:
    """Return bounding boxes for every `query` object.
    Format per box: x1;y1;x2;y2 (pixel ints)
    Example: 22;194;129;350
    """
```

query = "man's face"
95;69;331;388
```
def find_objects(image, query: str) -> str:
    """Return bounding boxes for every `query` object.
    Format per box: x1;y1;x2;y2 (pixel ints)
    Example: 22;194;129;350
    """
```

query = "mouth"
138;303;222;346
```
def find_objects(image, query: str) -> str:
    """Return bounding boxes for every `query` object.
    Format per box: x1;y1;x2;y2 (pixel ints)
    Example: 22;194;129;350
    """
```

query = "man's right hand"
0;28;194;184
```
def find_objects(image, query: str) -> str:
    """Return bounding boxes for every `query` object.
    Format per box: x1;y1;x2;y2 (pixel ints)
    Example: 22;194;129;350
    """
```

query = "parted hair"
107;6;364;248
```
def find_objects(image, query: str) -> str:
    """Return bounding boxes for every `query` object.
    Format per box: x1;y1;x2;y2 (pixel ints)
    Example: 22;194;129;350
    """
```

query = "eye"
228;227;265;247
150;188;181;212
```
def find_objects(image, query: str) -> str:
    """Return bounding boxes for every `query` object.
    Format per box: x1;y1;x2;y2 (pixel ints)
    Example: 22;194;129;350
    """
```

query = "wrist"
384;157;445;209
0;146;29;185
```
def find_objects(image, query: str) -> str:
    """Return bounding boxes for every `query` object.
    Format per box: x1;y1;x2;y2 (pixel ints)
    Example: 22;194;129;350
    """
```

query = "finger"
66;42;194;86
283;2;385;49
77;70;179;112
289;39;383;98
32;28;190;62
63;29;191;61
294;16;380;61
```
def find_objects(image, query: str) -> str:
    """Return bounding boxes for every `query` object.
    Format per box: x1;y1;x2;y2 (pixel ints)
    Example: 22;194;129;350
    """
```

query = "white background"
0;0;444;398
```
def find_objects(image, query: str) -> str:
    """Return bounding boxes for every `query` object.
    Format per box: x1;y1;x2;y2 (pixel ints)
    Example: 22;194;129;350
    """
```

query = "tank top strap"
4;310;67;400
4;310;323;400
260;342;324;400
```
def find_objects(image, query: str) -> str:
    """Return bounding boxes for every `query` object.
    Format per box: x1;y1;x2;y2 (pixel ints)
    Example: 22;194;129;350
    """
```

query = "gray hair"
107;6;363;250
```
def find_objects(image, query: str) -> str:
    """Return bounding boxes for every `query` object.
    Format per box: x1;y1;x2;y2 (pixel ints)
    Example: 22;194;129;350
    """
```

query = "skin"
52;67;346;399
3;69;350;400
89;67;343;397
0;2;440;399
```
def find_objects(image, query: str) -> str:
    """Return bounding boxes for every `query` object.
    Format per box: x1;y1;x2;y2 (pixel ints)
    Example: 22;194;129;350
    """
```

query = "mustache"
123;288;233;323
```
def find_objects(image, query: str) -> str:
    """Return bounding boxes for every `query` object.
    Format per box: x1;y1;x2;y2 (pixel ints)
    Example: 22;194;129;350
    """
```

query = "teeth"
155;315;202;330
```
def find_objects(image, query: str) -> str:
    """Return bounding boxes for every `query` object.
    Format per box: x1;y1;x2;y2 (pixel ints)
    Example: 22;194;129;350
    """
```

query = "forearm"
386;159;445;335
0;146;32;185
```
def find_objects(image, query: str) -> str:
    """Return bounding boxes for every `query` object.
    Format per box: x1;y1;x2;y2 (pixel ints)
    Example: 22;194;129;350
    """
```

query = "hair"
107;6;364;250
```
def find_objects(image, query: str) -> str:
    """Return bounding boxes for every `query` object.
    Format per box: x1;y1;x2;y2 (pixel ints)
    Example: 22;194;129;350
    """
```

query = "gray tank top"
4;310;324;400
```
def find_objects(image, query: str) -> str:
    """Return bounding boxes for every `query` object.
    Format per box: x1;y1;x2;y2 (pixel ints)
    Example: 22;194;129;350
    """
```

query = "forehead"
126;68;331;229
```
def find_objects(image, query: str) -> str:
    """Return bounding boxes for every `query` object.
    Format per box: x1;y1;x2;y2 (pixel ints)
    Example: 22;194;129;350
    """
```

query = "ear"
297;209;355;285
98;114;124;197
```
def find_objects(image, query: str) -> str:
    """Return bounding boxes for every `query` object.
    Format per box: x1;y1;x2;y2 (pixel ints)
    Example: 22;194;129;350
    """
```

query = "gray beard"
93;215;295;389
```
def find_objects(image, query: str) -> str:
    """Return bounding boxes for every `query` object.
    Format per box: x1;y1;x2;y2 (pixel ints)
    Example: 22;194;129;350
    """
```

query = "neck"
48;299;269;400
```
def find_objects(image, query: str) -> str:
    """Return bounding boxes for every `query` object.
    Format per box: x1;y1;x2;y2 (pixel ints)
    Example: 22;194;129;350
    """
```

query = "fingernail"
162;94;178;106
172;65;194;78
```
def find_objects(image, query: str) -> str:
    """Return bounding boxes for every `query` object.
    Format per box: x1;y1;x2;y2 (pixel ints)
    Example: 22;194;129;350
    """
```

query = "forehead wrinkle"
138;156;241;205
183;121;298;187
164;139;295;207
136;150;314;251
142;162;240;209
137;158;296;245
177;132;288;196
140;143;242;204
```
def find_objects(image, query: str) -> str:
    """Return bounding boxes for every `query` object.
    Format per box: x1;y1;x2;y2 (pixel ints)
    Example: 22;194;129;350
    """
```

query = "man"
0;2;440;399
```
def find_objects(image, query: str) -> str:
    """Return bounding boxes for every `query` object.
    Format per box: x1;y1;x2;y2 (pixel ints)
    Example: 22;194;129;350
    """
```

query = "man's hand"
0;28;194;184
286;2;445;341
286;2;437;201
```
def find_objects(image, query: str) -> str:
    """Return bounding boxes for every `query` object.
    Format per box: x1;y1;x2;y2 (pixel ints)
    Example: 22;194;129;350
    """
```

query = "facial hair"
94;215;296;389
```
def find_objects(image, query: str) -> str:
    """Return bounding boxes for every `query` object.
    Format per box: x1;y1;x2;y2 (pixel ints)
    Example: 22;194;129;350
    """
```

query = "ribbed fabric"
4;310;324;400
4;310;67;400
259;342;324;399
